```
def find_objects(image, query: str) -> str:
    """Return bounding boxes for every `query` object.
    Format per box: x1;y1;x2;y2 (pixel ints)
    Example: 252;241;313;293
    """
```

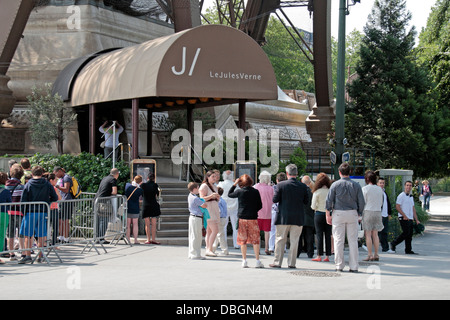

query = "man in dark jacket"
19;166;58;264
270;164;309;269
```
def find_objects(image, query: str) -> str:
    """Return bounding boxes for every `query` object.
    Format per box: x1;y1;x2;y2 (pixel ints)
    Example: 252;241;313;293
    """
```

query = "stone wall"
1;3;173;155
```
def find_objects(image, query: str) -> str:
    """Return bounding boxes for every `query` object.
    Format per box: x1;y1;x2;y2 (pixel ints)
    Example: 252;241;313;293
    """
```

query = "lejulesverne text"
209;71;262;81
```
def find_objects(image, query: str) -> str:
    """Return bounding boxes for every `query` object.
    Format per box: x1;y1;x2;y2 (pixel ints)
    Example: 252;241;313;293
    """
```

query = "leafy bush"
29;152;130;194
277;146;307;179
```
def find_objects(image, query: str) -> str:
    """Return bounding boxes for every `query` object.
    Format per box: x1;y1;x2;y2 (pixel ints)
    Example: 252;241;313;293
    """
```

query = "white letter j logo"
172;47;201;76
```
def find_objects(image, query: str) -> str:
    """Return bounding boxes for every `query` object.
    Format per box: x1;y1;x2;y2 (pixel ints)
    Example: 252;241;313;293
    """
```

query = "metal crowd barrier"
0;194;128;265
0;201;56;265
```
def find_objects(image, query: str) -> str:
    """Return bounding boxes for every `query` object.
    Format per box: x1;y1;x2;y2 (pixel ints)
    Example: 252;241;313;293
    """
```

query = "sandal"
151;240;161;245
373;255;379;261
363;255;374;262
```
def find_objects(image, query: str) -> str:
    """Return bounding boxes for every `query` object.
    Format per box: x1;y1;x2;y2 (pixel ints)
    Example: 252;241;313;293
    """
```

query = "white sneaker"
242;260;248;268
386;249;395;254
255;260;264;268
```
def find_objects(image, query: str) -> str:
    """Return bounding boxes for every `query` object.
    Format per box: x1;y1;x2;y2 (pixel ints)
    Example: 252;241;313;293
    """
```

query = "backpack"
70;176;82;198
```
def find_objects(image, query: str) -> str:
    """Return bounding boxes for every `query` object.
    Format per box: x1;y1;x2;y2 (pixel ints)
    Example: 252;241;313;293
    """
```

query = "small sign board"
234;160;257;185
330;151;337;165
342;152;350;163
130;159;156;183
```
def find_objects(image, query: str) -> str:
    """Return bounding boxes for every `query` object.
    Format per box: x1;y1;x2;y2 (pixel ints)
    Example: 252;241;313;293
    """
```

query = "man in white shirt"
390;181;421;254
99;121;123;160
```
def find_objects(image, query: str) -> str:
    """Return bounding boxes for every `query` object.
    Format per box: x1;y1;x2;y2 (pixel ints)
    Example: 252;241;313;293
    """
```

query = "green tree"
262;17;315;92
277;146;307;179
417;0;450;176
345;29;364;79
345;0;440;177
27;83;77;154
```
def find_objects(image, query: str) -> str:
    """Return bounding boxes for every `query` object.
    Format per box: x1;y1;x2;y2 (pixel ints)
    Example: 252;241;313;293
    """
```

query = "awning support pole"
89;103;96;154
238;99;246;161
147;109;153;156
132;98;139;160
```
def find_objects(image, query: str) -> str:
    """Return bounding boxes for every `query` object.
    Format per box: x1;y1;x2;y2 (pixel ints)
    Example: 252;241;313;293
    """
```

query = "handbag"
156;187;163;206
357;221;364;239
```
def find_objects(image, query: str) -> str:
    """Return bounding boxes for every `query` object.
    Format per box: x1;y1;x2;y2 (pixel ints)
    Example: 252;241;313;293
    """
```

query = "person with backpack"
53;166;74;243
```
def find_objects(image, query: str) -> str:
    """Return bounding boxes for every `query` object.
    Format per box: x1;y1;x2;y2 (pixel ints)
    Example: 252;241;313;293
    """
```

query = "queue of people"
188;165;313;268
0;159;60;264
187;163;423;271
0;159;165;265
1;157;425;270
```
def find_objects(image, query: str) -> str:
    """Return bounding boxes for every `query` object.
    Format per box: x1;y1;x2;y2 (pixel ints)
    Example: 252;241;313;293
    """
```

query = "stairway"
156;181;190;246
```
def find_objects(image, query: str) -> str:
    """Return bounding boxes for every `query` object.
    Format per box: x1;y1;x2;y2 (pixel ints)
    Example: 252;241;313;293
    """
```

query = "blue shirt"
218;197;227;218
188;193;204;217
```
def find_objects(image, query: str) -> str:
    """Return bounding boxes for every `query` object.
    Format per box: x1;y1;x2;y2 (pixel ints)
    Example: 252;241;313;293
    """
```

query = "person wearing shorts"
18;166;58;264
228;174;263;268
53;167;73;243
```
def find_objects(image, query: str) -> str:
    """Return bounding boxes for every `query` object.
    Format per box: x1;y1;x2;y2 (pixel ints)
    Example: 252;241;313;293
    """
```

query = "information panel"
130;159;156;183
233;160;257;185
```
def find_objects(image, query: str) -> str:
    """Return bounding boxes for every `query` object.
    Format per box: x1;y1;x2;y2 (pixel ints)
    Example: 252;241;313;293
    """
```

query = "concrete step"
158;182;189;188
159;221;188;230
157;229;188;238
160;214;189;222
162;200;188;208
161;188;189;194
160;207;189;215
155;181;195;242
162;194;188;202
149;237;189;246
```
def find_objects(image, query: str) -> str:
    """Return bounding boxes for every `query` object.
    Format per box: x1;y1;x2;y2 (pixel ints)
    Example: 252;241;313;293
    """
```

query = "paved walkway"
427;195;450;219
1;197;449;302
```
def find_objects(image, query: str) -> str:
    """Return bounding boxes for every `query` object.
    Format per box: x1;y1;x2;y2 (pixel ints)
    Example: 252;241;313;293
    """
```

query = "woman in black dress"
141;173;161;244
